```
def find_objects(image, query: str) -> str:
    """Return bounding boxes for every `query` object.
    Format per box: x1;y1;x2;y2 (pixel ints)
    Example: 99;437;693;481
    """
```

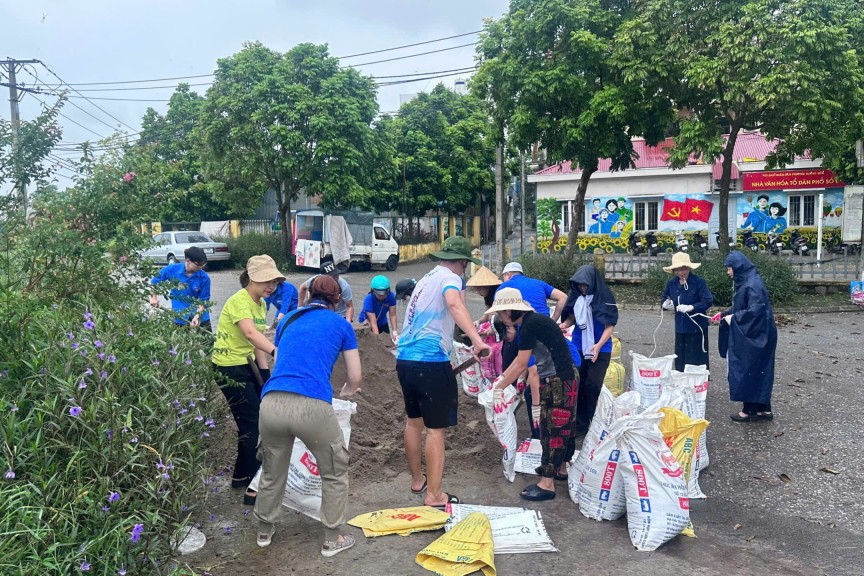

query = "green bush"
1;157;216;574
519;251;596;291
643;251;799;308
220;233;293;271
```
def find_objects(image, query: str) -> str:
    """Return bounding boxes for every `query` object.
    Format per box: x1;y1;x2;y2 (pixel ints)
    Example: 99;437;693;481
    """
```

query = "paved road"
204;261;864;574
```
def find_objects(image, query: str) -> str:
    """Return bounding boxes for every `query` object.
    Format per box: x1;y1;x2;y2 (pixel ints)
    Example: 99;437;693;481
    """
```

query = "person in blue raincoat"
661;252;713;372
714;251;777;422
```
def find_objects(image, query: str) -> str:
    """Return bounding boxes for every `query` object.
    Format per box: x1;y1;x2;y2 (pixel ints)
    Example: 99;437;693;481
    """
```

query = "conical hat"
466;266;503;287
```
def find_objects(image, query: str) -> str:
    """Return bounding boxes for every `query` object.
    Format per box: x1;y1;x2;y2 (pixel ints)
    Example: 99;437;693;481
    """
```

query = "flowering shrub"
0;141;218;574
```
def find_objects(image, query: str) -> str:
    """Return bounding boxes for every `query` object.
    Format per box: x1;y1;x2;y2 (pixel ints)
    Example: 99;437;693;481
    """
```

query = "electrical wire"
347;42;477;68
24;91;109;139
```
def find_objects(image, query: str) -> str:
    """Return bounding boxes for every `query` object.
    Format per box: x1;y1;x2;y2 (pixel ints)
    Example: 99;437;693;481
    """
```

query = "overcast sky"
1;0;508;186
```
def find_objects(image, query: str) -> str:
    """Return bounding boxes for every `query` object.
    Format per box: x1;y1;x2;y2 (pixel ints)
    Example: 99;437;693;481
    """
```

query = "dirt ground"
183;268;864;576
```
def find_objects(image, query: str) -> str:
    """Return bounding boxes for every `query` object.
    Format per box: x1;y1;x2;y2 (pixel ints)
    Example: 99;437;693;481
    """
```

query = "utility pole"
2;59;40;212
495;143;505;271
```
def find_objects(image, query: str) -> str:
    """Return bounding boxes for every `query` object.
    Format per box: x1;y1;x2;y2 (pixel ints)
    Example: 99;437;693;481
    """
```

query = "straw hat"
484;287;534;315
663;251;701;273
466;266;502;287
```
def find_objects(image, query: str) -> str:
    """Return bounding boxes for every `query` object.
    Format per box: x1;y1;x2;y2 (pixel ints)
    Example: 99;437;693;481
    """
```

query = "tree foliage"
473;0;673;253
197;42;386;254
615;0;864;249
375;84;495;227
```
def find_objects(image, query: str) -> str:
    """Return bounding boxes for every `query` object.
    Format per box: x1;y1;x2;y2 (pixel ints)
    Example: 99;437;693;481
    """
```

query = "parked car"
141;231;231;266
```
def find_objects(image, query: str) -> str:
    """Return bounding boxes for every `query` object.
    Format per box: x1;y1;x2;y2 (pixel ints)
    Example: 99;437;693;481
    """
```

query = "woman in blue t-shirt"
358;275;398;336
253;275;362;558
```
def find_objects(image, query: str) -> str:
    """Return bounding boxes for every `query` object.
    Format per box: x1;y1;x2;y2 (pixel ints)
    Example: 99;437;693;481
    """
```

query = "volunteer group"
149;237;777;556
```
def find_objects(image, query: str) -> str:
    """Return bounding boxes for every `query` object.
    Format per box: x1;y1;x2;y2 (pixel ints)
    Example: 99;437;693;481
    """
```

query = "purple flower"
84;310;93;321
69;406;82;417
118;568;127;576
188;400;196;408
52;303;58;309
101;505;110;514
100;371;108;380
67;332;75;340
97;353;105;361
10;404;18;413
204;418;215;429
84;368;93;376
121;367;127;373
209;514;215;522
130;436;138;444
108;491;120;503
106;429;112;440
127;329;134;336
130;523;144;543
243;509;250;516
80;560;91;571
94;340;103;348
161;472;170;480
185;358;192;365
194;415;203;422
72;343;80;350
83;320;95;331
224;526;232;534
79;350;88;357
168;347;178;356
151;359;160;366
107;355;116;363
5;467;14;480
178;408;187;415
78;380;87;389
181;504;188;512
200;432;210;438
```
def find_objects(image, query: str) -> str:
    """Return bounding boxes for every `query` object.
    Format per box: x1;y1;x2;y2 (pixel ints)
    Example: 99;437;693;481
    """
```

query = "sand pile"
329;328;503;487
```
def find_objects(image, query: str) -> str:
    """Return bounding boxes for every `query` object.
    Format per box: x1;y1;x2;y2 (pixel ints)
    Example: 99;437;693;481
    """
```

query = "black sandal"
757;412;774;421
730;412;760;422
231;476;251;489
428;493;460;510
243;490;257;506
520;483;556;501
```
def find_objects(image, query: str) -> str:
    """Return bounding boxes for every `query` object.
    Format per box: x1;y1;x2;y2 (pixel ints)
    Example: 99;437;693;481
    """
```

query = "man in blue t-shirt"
497;262;568;321
150;246;212;330
265;281;299;328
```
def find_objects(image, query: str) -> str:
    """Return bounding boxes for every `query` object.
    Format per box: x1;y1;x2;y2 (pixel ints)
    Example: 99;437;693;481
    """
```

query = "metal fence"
239;219;274;235
480;237;527;272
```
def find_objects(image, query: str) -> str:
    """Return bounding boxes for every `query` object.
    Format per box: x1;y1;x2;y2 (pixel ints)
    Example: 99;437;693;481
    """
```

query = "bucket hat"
246;255;287;283
429;236;481;265
663;251;701;273
484;287;534;315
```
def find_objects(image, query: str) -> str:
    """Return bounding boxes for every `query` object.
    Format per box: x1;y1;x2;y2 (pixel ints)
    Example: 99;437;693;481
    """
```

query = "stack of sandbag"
658;407;709;514
660;366;710;498
629;352;676;408
603;361;627;397
568;387;641;520
477;386;520;482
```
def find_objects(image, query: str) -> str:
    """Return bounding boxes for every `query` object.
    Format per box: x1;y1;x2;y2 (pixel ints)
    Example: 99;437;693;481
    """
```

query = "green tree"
378;84;496;233
473;0;672;255
0;100;63;208
197;42;386;254
615;0;864;250
135;84;224;221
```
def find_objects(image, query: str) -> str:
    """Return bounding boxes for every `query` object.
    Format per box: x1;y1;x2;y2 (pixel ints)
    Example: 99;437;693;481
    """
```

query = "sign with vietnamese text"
742;169;842;191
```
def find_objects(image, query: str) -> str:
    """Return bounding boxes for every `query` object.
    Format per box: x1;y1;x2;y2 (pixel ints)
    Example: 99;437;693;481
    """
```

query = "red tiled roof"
535;132;785;177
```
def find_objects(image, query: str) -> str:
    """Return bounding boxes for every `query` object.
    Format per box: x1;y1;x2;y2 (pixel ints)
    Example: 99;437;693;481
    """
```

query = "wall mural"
736;189;844;232
588;197;634;237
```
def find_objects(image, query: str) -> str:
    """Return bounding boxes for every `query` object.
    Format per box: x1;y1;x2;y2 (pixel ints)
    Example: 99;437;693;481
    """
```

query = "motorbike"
692;231;709;254
766;230;784;255
645;231;661;256
741;230;759;252
628;231;644;256
715;230;736;250
674;230;689;253
789;229;809;256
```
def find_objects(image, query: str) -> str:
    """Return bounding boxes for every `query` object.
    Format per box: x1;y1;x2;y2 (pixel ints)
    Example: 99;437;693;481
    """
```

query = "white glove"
676;304;694;314
493;387;505;413
723;315;733;325
662;298;674;311
516;376;527;393
531;405;541;428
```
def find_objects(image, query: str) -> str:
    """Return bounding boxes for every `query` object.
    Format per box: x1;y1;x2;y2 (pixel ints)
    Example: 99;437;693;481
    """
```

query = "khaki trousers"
253;392;350;540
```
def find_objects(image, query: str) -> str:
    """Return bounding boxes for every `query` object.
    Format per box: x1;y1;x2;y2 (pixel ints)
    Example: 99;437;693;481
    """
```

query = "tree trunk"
277;180;294;261
718;125;742;255
565;168;596;257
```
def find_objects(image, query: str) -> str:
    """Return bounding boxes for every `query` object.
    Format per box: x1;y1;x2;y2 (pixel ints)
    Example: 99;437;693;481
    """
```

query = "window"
153;233;169;245
175;232;211;244
559;201;584;232
788;194;816;226
374;227;389;240
634;201;659;231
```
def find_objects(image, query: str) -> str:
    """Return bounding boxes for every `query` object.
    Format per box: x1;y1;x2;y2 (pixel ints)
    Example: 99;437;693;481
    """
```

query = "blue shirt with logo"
265;306;358;403
150;263;211;325
358;291;397;327
497;275;554;316
265;281;299;317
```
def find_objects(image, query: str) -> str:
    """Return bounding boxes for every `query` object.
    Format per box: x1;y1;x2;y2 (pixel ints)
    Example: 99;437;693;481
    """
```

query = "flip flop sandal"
429;493;460;510
321;534;356;558
520;483;556;501
411;474;428;495
244;490;257;506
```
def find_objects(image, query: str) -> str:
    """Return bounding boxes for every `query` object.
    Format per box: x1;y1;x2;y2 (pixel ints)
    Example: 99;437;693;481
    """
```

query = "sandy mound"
329;328;503;487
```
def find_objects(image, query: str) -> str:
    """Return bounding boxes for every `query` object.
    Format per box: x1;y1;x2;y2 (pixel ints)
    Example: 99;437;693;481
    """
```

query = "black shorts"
396;360;458;429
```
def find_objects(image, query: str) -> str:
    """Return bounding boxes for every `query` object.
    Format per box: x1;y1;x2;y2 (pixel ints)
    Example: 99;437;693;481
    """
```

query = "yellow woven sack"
348;506;451;537
602;361;626;397
416;512;496;576
611;335;622;360
659;408;709;538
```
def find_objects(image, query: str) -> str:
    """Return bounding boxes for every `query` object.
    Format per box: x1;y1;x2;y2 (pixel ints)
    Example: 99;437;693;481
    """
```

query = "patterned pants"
534;375;579;478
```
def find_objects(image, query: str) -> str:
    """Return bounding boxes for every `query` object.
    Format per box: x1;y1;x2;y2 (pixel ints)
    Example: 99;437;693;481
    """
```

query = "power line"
25;91;109;139
348;42;478;68
34;61;140;133
338;30;481;59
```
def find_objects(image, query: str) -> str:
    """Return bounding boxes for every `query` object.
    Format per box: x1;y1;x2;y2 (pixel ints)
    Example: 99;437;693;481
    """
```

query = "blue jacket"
661;273;713;334
264;282;299;317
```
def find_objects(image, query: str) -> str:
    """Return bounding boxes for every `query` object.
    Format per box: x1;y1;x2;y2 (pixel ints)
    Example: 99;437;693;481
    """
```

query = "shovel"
453;347;490;375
